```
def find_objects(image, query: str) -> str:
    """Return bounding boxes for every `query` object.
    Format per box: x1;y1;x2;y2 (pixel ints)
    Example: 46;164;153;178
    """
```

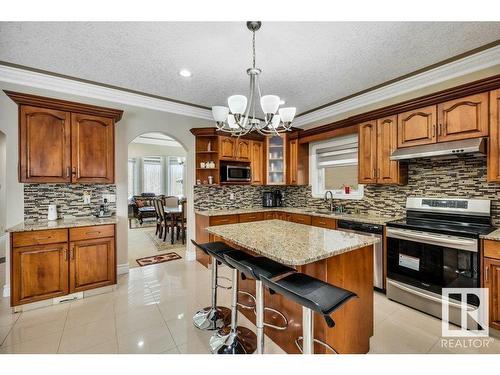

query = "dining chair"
179;200;187;244
164;196;179;209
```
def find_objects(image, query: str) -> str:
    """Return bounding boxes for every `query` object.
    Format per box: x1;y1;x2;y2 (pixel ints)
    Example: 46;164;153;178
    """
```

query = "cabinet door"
11;243;69;306
219;136;235;159
71;113;114;183
358;121;377;184
437;93;489;142
488;90;500;182
250;141;264;184
69;237;115;293
236;139;251;161
397;105;437;148
376;116;406;184
484;258;500;330
19;105;71;183
287;138;299;185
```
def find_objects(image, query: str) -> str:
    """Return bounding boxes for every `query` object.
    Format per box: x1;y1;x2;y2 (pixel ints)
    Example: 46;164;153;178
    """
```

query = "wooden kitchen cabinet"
239;212;264;223
6;91;122;184
288;213;312;225
287;137;309;185
71;113;114;183
311;216;337;229
11;242;69;306
236;139;251;161
10;224;117;307
437;93;489;142
219;136;236;159
484;257;500;330
358;121;378;184
19;105;72;183
250;140;264;184
69;237;115;293
488;89;500;182
397;105;437;148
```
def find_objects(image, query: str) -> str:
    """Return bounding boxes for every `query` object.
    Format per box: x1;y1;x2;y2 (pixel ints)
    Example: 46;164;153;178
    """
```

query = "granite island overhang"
207;219;380;354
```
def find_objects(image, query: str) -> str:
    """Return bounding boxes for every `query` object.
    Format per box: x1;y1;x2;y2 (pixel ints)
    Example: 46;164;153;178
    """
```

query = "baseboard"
117;263;129;275
2;283;10;298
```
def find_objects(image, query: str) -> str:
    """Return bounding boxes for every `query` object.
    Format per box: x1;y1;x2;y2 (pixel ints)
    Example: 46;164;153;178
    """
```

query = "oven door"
386;227;479;305
226;165;251;182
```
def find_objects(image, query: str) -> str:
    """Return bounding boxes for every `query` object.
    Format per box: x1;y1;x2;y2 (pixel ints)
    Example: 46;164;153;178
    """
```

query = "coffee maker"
273;190;283;207
262;190;283;207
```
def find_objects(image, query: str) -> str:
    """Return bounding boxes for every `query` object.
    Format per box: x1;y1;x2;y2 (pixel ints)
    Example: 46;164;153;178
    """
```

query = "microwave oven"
220;164;251;183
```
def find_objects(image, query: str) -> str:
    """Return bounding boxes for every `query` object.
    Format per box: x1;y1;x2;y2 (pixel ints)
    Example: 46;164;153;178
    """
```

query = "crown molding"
0;64;213;121
293;45;500;128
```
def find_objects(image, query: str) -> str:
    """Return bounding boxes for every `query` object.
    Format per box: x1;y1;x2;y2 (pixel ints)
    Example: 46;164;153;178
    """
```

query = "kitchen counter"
6;216;118;232
196;206;399;225
481;228;500;241
207;219;379;266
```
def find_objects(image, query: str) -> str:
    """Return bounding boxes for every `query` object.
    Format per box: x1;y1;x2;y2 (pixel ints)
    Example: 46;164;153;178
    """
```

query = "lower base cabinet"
11;224;116;307
483;240;500;330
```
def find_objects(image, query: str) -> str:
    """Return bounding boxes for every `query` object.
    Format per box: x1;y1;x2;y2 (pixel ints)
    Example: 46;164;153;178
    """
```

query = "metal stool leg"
193;258;230;331
302;306;314;354
255;279;265;354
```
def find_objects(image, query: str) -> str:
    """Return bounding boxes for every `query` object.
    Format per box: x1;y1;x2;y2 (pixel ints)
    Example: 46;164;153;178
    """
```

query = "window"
310;133;364;199
168;156;185;196
143;157;162;195
127;158;136;197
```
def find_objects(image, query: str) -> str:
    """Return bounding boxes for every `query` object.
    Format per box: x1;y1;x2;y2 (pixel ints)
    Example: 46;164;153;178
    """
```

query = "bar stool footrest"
237;290;256;310
295;337;338;354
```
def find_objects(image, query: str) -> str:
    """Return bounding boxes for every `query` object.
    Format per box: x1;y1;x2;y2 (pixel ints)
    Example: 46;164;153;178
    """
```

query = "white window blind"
143;157;162;195
316;134;358;168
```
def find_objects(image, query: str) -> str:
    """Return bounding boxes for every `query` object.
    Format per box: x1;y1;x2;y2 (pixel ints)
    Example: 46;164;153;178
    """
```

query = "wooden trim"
300;123;358;144
4;90;123;122
299;74;500;141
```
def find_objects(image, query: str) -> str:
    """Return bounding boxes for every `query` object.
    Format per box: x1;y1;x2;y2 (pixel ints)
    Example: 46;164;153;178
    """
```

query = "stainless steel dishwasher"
337;220;384;291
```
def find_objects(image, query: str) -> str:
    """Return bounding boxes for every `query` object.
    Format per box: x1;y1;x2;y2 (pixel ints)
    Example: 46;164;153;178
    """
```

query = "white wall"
128;142;186;159
0;82;212;294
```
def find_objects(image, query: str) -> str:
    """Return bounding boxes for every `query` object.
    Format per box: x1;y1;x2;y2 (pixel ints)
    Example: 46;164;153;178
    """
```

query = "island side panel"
325;244;374;353
195;214;211;268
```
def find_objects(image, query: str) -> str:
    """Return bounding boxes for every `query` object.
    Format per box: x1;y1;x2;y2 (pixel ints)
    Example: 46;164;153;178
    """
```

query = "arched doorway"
0;131;6;291
126;132;188;268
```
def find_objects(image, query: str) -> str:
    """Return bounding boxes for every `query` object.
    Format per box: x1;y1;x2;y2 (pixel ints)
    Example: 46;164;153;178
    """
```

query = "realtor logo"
441;288;489;337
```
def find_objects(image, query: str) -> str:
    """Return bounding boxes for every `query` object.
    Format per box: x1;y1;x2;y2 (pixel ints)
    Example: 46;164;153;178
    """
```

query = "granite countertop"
6;216;118;233
196;206;399;225
481;228;500;241
207;219;379;266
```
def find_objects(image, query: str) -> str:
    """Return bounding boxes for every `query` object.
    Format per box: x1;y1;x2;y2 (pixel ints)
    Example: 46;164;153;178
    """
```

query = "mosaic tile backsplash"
24;184;116;221
194;156;500;226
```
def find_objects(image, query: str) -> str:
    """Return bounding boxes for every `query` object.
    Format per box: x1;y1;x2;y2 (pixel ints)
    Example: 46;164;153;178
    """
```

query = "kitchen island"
207;219;379;354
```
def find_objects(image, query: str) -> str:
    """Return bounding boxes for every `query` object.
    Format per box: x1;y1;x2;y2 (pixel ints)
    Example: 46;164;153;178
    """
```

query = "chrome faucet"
324;190;334;212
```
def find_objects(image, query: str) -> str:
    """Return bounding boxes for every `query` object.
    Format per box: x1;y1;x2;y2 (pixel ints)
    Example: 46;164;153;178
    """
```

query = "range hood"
390;138;486;161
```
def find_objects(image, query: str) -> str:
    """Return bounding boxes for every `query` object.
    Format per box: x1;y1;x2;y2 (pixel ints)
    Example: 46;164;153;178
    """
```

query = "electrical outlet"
229;193;235;200
108;194;116;203
83;191;91;204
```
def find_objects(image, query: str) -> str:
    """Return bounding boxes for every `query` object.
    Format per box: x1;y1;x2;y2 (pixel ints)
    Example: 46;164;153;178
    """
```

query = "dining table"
164;205;183;244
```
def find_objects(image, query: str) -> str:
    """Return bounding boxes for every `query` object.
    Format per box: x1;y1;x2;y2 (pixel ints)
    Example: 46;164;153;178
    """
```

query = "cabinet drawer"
311;216;337;229
264;211;276;220
12;229;68;247
70;225;115;241
484;240;500;260
239;212;264;223
209;215;239;226
289;213;312;225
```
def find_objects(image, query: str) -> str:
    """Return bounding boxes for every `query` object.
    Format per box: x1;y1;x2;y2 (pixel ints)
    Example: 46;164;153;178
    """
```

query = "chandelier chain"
252;30;256;68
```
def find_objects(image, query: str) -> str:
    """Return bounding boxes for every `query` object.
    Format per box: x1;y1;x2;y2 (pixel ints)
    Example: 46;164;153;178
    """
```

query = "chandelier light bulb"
227;114;239;129
228;95;248;115
260;95;280;115
278;107;296;123
270;114;281;129
212;106;229;122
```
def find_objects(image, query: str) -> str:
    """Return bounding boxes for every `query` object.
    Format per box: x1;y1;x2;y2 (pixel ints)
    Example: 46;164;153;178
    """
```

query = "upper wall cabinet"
5;91;122;184
287;136;309;185
250;140;264;185
397;105;437;148
19;106;72;183
488;89;500;182
71;113;114;183
437;92;489;142
358;121;378;184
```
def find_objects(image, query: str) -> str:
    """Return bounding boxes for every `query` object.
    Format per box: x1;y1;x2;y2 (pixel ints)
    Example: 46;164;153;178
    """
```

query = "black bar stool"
260;272;357;354
191;240;233;330
224;254;295;354
209;249;258;354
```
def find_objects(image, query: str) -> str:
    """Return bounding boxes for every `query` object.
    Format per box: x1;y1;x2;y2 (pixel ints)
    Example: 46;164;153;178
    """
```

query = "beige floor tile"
0;311;20;328
59;318;116;353
0;325;12;346
2;318;66;346
17;303;69;326
162;346;181;354
115;305;166;337
65;301;115;329
166;315;213;348
76;338;119;354
157;296;207;322
117;325;176;354
0;332;62;354
177;340;211;354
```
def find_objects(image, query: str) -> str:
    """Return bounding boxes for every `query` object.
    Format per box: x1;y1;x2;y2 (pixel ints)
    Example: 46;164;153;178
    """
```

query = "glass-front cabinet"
266;135;286;184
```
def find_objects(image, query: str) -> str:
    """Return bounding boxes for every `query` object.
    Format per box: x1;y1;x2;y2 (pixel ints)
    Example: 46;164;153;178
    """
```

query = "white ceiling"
0;22;499;116
132;132;182;147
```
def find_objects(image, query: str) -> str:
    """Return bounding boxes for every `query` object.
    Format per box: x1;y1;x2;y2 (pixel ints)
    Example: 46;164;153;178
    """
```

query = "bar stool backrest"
164;196;179;209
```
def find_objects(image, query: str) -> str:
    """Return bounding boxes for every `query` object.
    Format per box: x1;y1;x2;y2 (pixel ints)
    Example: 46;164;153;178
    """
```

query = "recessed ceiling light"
179;69;192;78
279;99;286;105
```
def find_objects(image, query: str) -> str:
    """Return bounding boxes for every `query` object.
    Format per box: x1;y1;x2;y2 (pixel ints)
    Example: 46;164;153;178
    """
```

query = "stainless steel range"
386;197;495;326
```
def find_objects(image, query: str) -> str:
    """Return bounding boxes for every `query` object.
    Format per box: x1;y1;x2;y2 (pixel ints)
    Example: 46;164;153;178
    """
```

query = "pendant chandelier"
211;21;296;136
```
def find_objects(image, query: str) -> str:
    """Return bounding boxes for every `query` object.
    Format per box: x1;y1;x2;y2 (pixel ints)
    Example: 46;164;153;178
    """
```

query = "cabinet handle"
66;167;70;178
35;236;51;240
438;124;442;136
70;246;75;260
485;266;489;283
64;249;68;261
85;231;101;235
433;124;436;137
72;167;76;175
